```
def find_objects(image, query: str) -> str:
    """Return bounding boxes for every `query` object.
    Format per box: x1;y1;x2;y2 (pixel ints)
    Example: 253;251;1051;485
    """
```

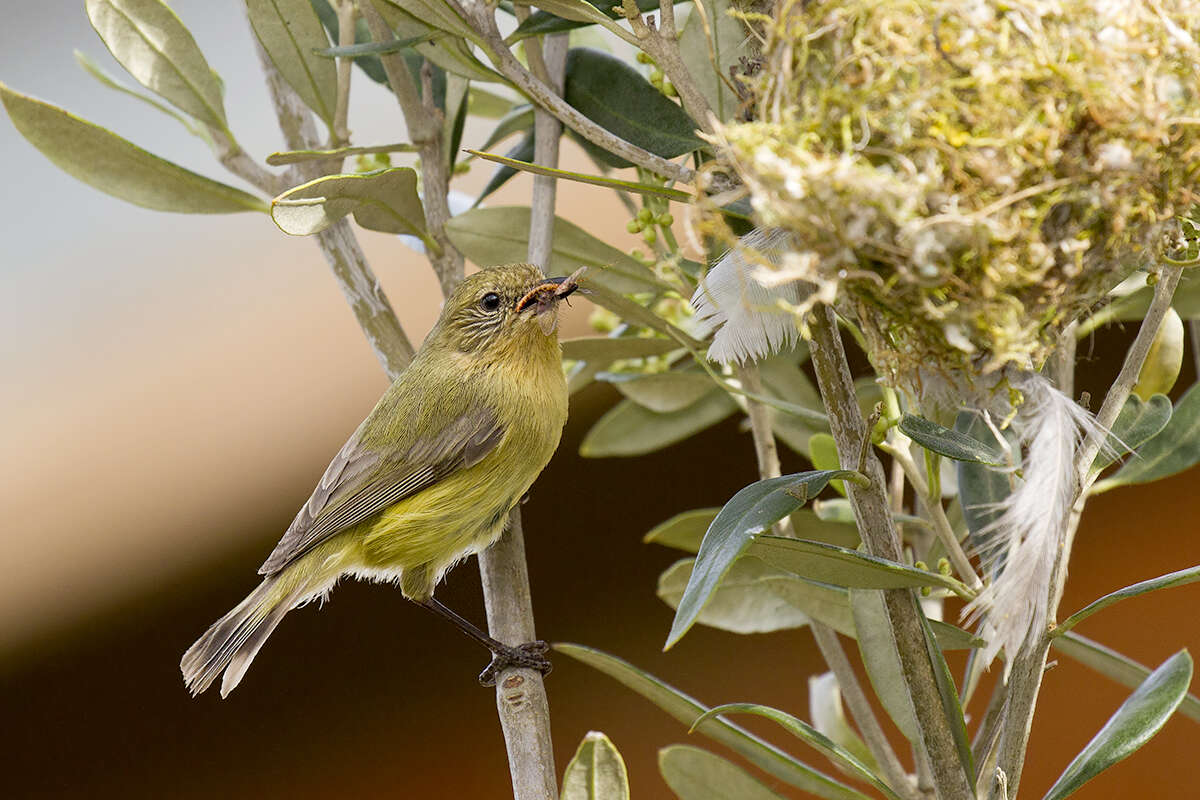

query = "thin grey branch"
808;305;974;800
621;0;716;133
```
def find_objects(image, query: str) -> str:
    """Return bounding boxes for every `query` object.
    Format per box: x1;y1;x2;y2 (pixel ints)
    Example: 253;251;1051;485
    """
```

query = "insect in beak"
515;267;586;314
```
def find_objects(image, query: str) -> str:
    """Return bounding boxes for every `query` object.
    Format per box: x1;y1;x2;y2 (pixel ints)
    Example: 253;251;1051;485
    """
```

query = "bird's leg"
418;598;551;687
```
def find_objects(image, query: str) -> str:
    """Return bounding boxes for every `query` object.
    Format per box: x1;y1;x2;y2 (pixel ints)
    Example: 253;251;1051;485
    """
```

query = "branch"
621;0;715;133
475;30;568;800
450;0;695;184
359;0;464;293
989;264;1185;800
250;17;414;376
808;305;975;800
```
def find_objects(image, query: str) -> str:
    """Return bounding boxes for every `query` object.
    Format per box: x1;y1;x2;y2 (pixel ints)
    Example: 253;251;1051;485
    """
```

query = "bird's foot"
478;640;552;687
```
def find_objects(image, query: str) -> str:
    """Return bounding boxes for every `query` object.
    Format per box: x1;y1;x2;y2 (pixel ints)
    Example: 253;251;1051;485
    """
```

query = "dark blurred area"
2;323;1198;799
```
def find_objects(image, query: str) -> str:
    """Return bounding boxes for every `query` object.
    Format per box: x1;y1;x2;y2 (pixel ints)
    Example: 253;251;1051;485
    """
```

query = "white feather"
963;372;1110;678
691;228;806;364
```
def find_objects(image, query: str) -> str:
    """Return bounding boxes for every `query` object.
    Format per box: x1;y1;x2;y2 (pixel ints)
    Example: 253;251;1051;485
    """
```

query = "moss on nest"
702;0;1200;380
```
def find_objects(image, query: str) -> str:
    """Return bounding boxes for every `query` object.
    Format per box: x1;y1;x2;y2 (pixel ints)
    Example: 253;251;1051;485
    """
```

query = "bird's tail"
181;572;309;698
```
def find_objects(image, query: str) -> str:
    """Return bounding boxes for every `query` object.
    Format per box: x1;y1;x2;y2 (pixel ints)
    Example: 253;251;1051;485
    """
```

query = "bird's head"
434;263;582;356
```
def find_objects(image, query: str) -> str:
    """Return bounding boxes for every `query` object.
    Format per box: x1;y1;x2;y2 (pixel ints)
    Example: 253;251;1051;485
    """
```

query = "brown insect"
516;267;588;333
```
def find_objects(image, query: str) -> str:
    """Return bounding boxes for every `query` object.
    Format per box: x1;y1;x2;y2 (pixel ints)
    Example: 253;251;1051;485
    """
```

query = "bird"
181;263;580;697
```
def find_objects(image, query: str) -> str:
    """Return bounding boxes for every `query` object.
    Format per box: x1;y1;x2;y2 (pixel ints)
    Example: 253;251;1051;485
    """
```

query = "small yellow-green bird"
182;263;578;697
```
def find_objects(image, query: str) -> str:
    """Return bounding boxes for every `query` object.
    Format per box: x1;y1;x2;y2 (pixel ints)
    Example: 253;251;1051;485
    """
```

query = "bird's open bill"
516;266;587;334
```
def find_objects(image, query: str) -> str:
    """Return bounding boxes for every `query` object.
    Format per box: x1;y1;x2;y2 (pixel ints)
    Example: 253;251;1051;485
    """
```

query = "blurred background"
1;2;1197;798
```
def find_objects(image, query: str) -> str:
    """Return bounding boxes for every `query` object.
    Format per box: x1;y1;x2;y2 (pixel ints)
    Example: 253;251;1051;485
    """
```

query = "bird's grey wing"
257;409;504;575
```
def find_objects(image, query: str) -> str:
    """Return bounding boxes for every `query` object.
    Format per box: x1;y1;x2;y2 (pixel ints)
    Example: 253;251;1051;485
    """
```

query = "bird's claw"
478;640;552;687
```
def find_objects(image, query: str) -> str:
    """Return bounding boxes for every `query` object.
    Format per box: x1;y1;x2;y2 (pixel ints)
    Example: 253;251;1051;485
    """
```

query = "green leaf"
265;141;419;166
73;49;206;139
581;283;704;349
1093;383;1200;493
562;335;679;364
0;83;265;214
658;557;848;635
85;0;228;130
510;0;677;39
954;412;1012;552
247;0;338;127
599;371;714;413
1042;651;1193;800
1051;632;1200;724
475;133;535;205
561;731;630;800
372;1;501;82
808;433;846;496
692;705;905;800
1057;566;1200;635
314;33;439;59
644;508;721;553
579;389;737;458
900;413;1004;465
466;149;694;203
446;206;668;294
746;536;969;595
664;471;858;649
556;645;867;800
1131;308;1184;400
564;48;704;168
679;0;746;122
850;589;919;741
310;0;388;84
1092;393;1173;473
915;598;974;780
659;745;792;800
808;672;877;777
468;86;516;118
271;167;427;237
477;104;535;152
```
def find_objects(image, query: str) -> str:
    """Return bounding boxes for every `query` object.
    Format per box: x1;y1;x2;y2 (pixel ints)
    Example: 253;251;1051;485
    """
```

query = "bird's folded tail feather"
181;573;311;698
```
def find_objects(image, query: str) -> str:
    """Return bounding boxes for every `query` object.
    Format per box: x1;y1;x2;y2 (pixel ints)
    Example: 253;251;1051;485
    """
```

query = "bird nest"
700;0;1200;382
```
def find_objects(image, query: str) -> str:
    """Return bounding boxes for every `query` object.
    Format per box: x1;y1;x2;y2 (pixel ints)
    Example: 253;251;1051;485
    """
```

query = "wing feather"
258;409;504;575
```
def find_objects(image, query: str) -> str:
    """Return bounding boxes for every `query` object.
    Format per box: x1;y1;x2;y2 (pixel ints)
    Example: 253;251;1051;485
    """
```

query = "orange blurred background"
1;3;1198;798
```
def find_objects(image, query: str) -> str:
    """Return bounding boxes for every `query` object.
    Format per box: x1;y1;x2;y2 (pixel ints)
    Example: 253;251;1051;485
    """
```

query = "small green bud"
663;81;677;97
914;560;929;572
636;51;653;64
626;219;643;234
657;212;674;226
637;207;654;223
937;558;952;576
921;586;932;597
642;228;657;245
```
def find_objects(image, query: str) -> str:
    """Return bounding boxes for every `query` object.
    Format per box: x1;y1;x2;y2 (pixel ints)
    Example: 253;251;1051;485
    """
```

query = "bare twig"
249;28;414;376
331;0;356;145
448;0;695;184
808;304;975;800
989;265;1183;800
359;0;464;293
475;30;568;800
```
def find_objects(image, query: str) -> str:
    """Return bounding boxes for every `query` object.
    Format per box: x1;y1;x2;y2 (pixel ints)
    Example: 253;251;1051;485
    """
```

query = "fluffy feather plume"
691;228;809;364
963;372;1110;676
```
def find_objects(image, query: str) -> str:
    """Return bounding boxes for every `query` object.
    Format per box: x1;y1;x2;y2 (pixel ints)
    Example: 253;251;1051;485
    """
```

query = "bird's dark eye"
480;292;501;312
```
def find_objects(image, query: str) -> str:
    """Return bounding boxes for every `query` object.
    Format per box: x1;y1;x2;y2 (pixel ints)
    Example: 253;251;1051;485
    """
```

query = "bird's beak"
515;268;585;314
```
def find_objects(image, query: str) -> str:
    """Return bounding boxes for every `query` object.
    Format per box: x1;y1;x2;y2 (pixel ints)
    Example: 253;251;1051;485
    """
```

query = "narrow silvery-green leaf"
600;371;714;413
467;149;694;203
1057;565;1200;635
657;557;847;636
915;598;974;780
564;47;704;168
659;746;792;800
510;0;676;39
85;0;227;130
446;206;669;294
271;167;427;237
246;0;338;127
0;83;265;214
692;704;904;800
372;0;500;82
1093;383;1200;493
475;133;535;205
561;336;678;364
644;508;720;553
1131;307;1184;400
850;589;920;742
467;86;515;118
954;412;1013;556
581;284;704;350
679;0;745;122
1042;651;1193;800
747;536;968;595
74;49;205;139
561;731;630;800
579;390;737;458
555;644;868;800
665;471;857;649
1051;632;1200;724
901;413;1004;465
1092;393;1173;473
